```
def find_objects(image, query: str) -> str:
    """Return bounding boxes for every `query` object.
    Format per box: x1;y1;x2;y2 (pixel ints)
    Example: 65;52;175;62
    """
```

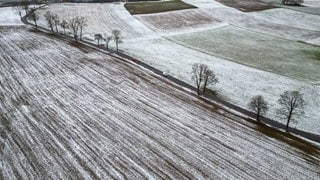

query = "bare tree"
68;17;80;40
94;34;103;46
277;91;305;132
78;16;87;40
105;35;112;50
202;68;218;94
53;14;60;34
28;11;39;29
248;95;268;122
21;0;30;14
112;29;121;52
192;63;206;95
60;20;68;35
13;6;23;18
44;11;55;33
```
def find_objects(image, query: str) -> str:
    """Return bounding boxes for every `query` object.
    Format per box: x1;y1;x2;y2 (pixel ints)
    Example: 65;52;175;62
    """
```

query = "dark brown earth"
215;0;277;11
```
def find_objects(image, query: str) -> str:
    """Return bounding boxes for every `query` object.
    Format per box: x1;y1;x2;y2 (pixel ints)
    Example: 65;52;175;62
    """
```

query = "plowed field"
1;27;320;179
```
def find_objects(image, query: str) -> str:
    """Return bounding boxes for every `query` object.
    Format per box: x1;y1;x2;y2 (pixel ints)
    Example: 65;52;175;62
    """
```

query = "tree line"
94;30;121;52
43;11;122;51
191;63;306;133
22;8;122;52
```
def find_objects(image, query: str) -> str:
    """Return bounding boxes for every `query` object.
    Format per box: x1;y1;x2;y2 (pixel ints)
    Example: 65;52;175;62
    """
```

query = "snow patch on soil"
182;0;226;8
135;8;228;36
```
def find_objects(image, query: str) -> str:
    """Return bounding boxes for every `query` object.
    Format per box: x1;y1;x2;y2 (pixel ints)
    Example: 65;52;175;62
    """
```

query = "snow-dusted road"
0;27;319;179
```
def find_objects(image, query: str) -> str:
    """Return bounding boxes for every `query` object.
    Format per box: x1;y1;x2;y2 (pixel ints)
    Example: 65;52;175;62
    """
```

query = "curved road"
21;13;320;144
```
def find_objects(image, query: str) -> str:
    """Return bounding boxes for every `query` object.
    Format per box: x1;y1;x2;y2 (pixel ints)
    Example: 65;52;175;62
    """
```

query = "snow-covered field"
1;25;320;179
135;9;226;35
170;25;320;82
0;7;24;26
205;7;320;44
36;3;158;40
33;3;320;134
249;8;320;31
121;37;320;134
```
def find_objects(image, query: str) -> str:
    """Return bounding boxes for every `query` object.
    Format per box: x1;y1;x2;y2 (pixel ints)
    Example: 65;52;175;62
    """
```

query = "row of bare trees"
191;63;306;133
192;63;218;95
94;29;121;52
248;91;305;132
43;11;88;41
27;9;122;52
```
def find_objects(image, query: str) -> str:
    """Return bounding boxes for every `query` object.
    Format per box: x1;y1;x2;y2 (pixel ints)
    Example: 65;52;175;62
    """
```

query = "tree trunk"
286;110;293;132
196;81;201;95
203;78;208;94
256;109;260;121
80;29;82;40
63;28;65;35
116;41;118;52
55;25;58;34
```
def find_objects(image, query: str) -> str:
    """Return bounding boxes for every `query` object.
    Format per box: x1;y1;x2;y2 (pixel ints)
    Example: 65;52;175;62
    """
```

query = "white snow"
306;37;320;46
249;8;320;31
0;7;24;26
204;7;320;43
182;0;226;8
135;8;229;36
303;0;320;7
36;3;158;40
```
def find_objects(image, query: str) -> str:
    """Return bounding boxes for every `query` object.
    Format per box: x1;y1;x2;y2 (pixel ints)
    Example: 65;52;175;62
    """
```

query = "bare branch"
44;11;55;33
60;20;68;35
277;91;305;132
112;30;121;52
68;17;81;40
248;95;268;121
